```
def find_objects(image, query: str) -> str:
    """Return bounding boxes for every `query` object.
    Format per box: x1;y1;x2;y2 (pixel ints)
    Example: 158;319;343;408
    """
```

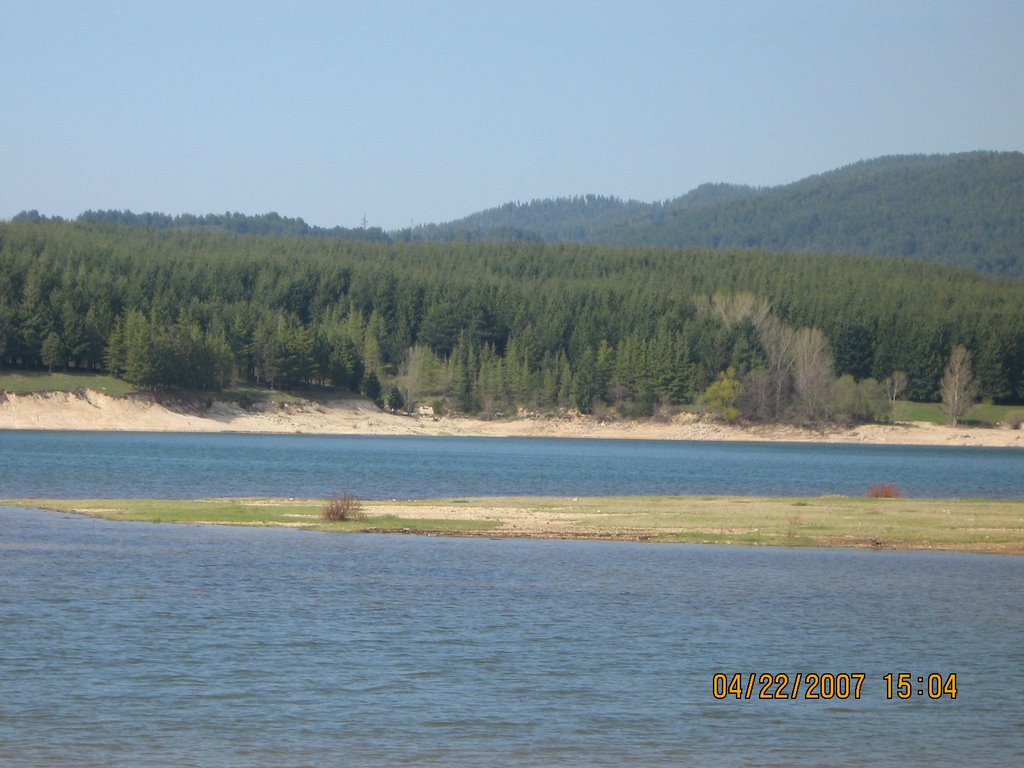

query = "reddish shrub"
322;492;365;521
867;483;903;498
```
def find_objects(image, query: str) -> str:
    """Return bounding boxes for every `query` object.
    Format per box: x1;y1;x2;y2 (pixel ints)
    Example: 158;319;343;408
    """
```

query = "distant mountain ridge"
13;209;390;243
399;151;1024;277
12;151;1022;276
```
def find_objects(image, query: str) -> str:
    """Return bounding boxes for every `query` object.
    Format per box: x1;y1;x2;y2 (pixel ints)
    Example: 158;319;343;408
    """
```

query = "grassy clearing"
5;495;1022;553
0;373;346;412
0;371;137;397
894;400;1021;427
213;386;313;409
0;371;318;406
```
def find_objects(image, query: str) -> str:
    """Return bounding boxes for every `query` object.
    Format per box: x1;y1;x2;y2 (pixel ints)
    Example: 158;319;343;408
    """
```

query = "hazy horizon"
3;1;1021;230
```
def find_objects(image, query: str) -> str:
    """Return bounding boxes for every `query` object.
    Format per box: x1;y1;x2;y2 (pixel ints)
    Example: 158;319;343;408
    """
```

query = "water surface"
1;431;1021;499
1;507;1021;767
3;432;1021;766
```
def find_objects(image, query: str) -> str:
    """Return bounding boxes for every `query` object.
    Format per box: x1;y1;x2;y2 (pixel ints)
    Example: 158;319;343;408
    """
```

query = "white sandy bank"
0;389;1021;447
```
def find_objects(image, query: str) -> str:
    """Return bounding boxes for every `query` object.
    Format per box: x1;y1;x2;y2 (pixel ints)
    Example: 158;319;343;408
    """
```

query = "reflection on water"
1;506;1022;767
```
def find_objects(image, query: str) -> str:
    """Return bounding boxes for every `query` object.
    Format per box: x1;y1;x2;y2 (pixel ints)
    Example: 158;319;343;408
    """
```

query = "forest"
1;219;1022;424
14;209;389;242
22;152;1023;280
398;152;1024;278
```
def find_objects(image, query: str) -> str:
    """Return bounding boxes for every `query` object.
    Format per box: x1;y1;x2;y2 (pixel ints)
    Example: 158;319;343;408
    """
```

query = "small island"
6;494;1023;555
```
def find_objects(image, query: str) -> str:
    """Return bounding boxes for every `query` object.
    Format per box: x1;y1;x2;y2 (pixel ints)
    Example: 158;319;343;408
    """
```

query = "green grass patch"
1;498;499;534
356;515;501;533
0;372;334;408
3;498;323;525
215;386;310;409
894;400;1020;426
0;371;137;397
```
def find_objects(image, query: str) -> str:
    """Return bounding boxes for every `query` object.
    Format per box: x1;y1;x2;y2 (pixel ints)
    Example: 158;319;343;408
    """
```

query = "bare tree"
883;371;908;402
398;344;427;412
739;368;774;421
753;318;835;423
755;315;797;420
882;370;909;422
940;345;977;426
790;327;835;424
710;292;771;330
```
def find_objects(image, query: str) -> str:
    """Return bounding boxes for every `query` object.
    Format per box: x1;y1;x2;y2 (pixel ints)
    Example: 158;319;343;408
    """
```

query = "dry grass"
363;495;1024;553
5;495;1022;554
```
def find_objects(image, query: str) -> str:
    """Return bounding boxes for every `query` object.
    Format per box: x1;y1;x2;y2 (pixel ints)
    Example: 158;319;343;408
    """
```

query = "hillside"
16;152;1020;276
2;221;1023;421
398;152;1024;277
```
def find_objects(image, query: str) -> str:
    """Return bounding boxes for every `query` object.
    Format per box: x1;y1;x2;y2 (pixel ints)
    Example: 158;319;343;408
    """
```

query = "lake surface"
2;432;1021;766
1;430;1022;499
1;506;1022;767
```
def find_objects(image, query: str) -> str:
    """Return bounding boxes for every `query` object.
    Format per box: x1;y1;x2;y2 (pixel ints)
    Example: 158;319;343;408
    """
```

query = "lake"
1;506;1022;767
1;431;1021;766
1;430;1022;499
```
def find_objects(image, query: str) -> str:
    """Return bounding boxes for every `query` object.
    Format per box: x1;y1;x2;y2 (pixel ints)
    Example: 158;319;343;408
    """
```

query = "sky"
2;0;1022;231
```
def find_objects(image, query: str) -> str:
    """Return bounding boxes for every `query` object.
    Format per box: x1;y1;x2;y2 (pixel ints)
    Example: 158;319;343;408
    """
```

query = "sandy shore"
1;388;1022;447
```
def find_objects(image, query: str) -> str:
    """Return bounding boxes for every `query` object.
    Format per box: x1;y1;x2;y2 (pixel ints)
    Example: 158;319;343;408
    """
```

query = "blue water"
1;507;1021;767
1;431;1022;499
2;432;1022;765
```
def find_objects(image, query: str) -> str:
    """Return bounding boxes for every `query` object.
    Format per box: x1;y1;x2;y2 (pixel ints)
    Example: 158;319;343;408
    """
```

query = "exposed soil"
1;389;1021;447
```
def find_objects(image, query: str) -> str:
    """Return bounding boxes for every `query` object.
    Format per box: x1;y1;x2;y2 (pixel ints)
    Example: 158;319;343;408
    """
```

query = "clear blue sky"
2;0;1021;230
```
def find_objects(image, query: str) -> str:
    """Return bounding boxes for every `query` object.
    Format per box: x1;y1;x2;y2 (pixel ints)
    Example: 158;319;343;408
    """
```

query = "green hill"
18;152;1020;275
399;152;1024;277
2;221;1022;417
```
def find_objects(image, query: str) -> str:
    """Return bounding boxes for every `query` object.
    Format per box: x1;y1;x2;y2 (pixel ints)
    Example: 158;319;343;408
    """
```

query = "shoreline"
6;495;1023;554
1;389;1022;447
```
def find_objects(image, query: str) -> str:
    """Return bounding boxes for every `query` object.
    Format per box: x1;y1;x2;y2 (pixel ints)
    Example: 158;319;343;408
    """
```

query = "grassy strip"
4;496;1023;553
0;371;137;397
0;498;501;534
0;372;310;407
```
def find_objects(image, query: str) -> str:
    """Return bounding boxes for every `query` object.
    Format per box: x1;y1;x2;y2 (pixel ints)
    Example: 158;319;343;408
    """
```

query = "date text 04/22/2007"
712;672;957;701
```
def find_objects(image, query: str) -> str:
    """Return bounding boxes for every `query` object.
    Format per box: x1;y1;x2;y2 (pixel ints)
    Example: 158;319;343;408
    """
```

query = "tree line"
1;219;1022;423
13;209;389;242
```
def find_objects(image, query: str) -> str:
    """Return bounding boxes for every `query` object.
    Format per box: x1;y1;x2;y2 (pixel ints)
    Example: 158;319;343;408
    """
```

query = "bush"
867;483;903;498
322;492;365;521
701;367;742;422
361;372;382;407
384;386;405;413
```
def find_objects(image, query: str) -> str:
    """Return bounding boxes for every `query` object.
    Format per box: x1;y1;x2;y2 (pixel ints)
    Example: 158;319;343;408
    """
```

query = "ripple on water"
0;507;1022;767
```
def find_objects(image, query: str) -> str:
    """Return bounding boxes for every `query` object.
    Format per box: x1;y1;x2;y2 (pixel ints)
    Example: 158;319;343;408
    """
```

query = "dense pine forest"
26;153;1023;279
13;209;390;243
399;152;1024;277
2;219;1022;423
